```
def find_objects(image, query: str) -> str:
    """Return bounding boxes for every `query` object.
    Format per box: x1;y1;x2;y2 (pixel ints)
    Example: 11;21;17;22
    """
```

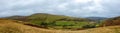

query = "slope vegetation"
0;19;120;33
102;16;120;26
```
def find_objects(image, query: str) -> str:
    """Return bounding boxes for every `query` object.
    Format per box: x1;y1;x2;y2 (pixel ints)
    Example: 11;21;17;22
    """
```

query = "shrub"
82;24;96;28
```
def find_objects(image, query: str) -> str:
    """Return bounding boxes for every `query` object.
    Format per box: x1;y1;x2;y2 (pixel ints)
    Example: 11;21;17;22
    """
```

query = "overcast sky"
0;0;120;17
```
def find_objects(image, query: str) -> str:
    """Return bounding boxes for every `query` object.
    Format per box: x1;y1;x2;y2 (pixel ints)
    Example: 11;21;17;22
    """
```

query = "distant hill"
86;17;107;22
4;16;28;21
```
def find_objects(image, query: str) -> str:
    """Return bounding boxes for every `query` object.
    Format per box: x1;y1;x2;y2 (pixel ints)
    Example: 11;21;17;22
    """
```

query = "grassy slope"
0;19;49;33
5;13;89;22
0;19;120;33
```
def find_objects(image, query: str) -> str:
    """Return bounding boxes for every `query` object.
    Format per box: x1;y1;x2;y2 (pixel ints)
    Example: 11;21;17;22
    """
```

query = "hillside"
102;16;120;26
0;19;45;33
0;19;120;33
5;13;90;22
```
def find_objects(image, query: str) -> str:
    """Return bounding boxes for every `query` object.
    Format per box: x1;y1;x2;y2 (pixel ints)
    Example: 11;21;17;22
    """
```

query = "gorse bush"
82;24;96;28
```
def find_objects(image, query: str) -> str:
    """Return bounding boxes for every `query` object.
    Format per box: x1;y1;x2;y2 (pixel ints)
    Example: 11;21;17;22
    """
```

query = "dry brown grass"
0;19;120;33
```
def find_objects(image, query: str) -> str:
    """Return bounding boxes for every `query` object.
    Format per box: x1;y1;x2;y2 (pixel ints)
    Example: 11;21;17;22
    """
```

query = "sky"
0;0;120;17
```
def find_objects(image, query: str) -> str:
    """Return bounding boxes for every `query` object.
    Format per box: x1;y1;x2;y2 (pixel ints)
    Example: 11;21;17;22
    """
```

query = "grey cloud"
0;0;120;17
